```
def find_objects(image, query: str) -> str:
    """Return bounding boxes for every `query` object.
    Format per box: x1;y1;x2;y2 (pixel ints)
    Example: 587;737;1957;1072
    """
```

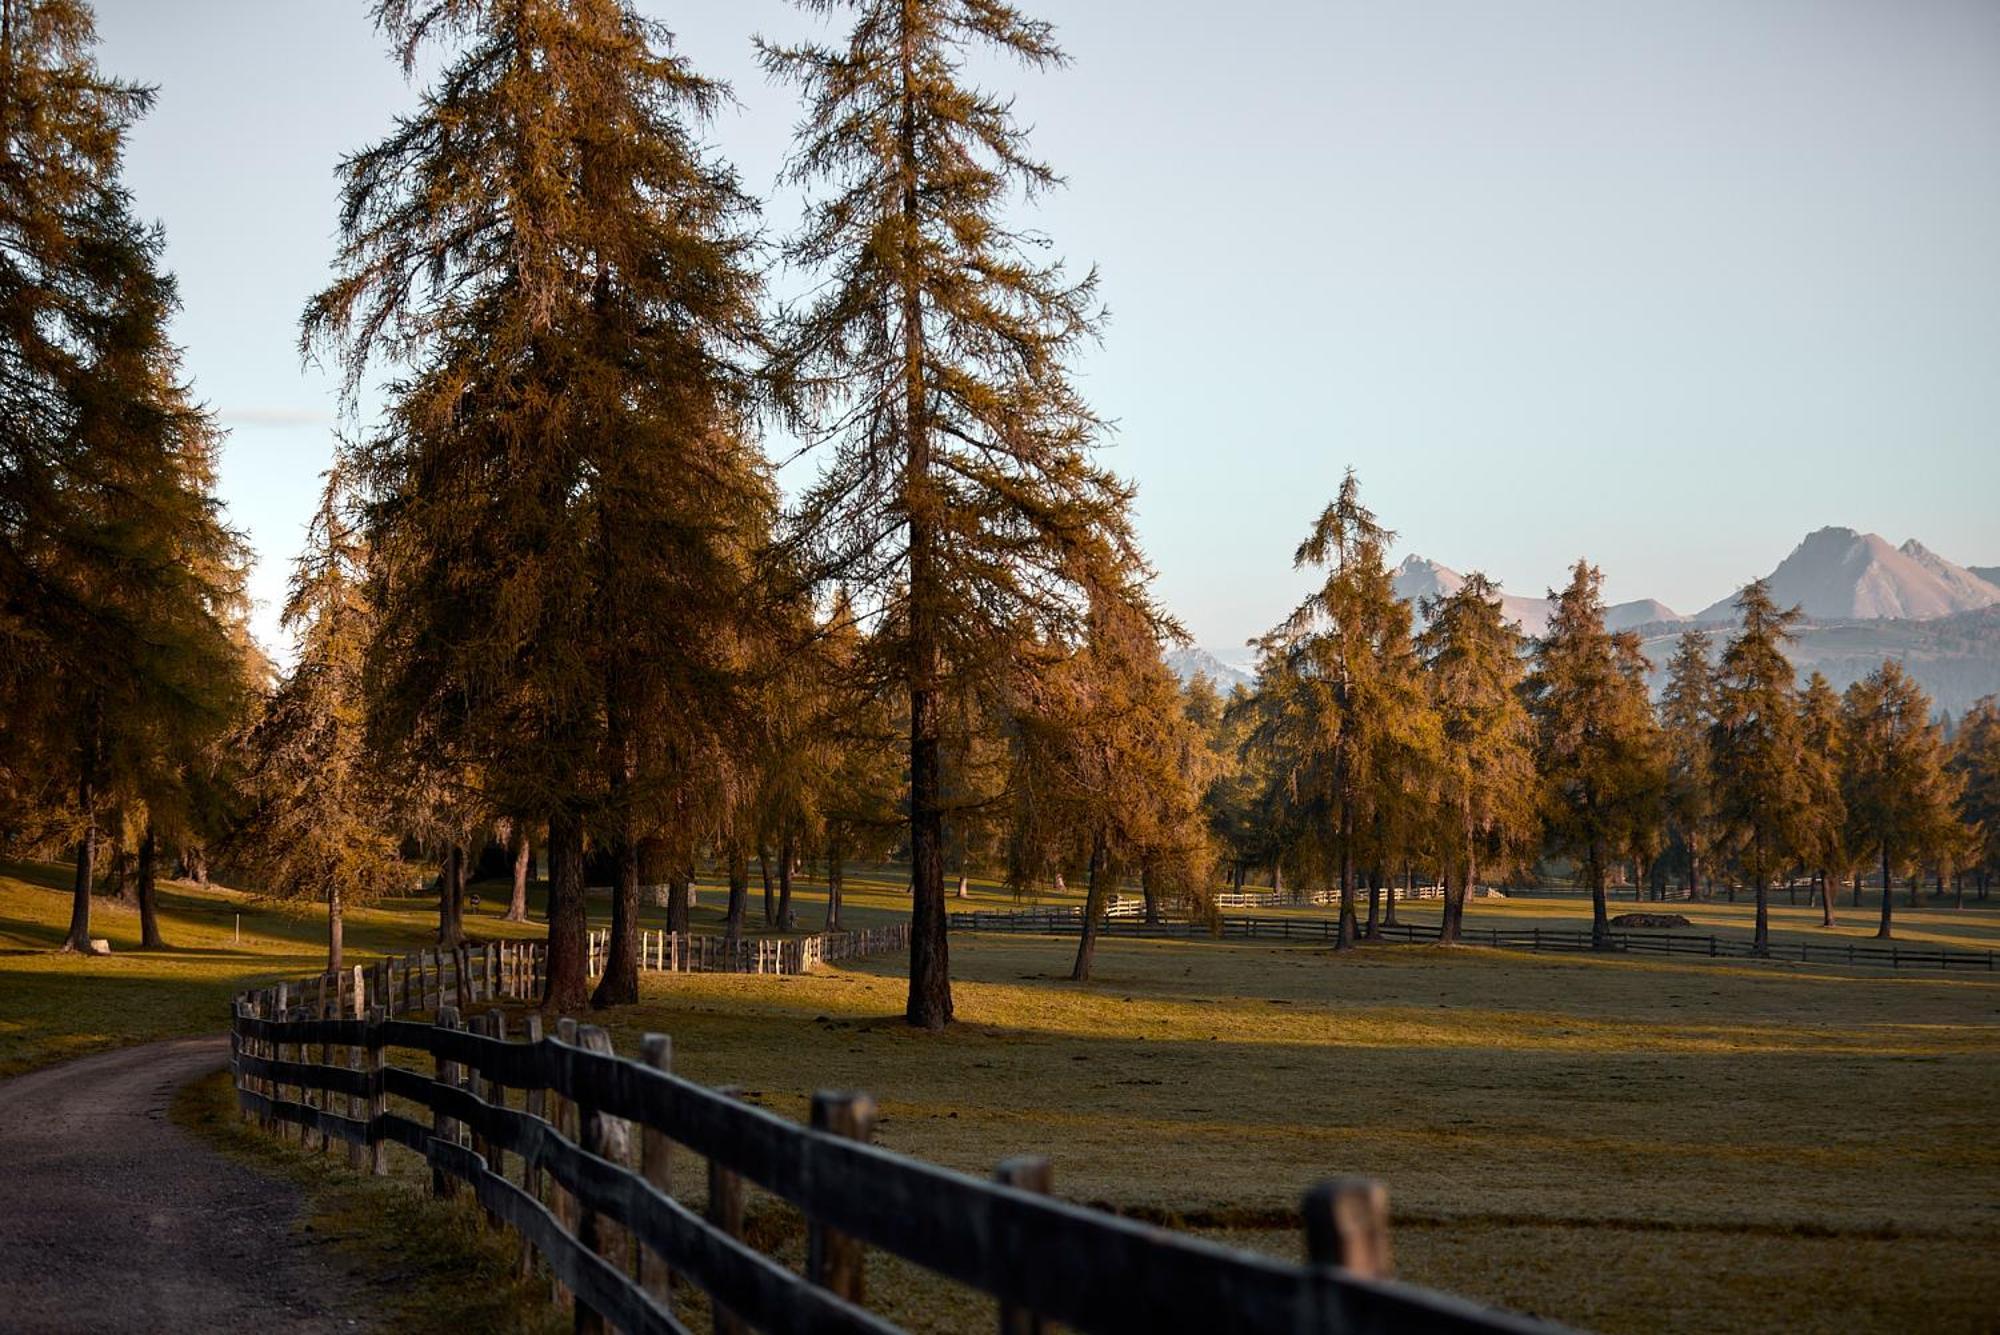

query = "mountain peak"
1697;529;2000;622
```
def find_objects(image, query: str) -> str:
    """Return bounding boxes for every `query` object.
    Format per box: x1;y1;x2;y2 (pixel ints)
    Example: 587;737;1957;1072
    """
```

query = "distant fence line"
228;945;1555;1335
947;910;1997;973
1212;886;1509;909
583;923;913;978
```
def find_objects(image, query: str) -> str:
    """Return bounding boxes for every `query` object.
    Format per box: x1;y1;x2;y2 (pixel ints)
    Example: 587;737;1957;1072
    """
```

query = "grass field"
10;859;1999;1331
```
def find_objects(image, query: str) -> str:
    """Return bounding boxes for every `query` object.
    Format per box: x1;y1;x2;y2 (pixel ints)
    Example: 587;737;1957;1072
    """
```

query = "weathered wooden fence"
1212;887;1508;910
229;947;1558;1335
584;924;913;978
948;910;1998;972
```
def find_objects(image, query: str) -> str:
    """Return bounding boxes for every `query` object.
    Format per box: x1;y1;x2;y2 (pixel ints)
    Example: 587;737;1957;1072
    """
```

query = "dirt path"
0;1037;371;1333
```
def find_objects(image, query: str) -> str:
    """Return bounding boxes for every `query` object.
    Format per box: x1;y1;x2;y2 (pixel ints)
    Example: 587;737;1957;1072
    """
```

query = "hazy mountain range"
1169;527;2000;715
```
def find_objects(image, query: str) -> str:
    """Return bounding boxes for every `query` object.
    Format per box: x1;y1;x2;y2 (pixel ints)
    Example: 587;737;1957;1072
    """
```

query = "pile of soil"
1609;912;1693;929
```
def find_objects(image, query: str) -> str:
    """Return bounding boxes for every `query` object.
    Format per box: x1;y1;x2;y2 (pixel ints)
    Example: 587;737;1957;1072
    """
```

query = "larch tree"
1417;573;1537;944
233;469;405;970
762;0;1139;1027
1709;581;1816;955
1;0;254;952
1249;472;1430;949
1658;629;1719;901
1797;670;1849;927
1840;661;1964;940
1526;561;1664;948
1950;696;2000;902
306;0;769;1011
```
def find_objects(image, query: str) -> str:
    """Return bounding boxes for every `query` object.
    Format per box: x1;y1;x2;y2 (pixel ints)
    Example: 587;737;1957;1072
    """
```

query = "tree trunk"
667;874;691;936
1955;873;1965;910
137;825;164;949
1070;831;1109;982
1141;863;1160;925
1438;858;1464;946
1853;871;1863;907
1336;798;1357;951
61;699;102;953
777;830;796;927
106;820;131;903
1818;869;1836;928
437;844;466;947
1875;843;1894;940
327;879;345;974
505;824;531;922
1383;859;1403;928
1363;868;1382;940
724;842;749;945
899;8;951;1032
759;847;775;926
591;825;640;1009
1589;847;1611;949
1751;873;1770;956
541;809;591;1011
824;842;844;931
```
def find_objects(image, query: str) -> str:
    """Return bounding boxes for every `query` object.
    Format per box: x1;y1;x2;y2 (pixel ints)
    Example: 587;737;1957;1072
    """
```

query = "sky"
94;0;2000;664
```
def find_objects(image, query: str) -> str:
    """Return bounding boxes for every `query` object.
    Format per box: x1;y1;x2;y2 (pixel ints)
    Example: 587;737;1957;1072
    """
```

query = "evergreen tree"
1841;661;1964;939
233;469;404;970
1526;561;1664;948
1710;580;1813;955
762;0;1138;1028
307;0;769;1010
1658;629;1719;900
1417;573;1537;944
1797;670;1849;927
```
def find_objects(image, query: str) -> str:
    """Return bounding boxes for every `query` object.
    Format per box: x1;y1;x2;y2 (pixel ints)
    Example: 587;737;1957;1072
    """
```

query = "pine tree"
1841;661;1965;939
1709;580;1817;954
1526;561;1664;948
1417;573;1537;944
1797;671;1848;927
307;0;769;1010
762;0;1138;1028
233;469;404;970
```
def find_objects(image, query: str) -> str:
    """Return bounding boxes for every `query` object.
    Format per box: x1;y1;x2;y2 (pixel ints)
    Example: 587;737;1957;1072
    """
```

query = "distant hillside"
1635;606;2000;717
1695;527;2000;622
1392;555;1682;638
1972;565;2000;587
1165;646;1254;690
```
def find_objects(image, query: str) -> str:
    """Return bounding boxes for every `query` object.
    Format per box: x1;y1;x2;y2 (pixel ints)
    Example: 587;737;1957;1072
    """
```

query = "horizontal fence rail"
1213;887;1509;909
230;944;1560;1335
947;911;1997;973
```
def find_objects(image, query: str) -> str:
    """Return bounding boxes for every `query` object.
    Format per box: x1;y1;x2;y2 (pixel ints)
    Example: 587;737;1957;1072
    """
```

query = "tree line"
3;2;1992;1032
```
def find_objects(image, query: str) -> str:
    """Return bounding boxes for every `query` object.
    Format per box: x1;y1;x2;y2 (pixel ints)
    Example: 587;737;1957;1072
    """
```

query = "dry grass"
598;924;2000;1334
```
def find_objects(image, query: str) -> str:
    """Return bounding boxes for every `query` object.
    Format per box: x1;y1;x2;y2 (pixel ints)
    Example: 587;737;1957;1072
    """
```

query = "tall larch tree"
233;469;405;970
763;0;1139;1027
1841;661;1964;939
1526;561;1664;948
1417;573;1537;944
1658;629;1719;901
1950;696;2000;902
305;0;769;1011
1796;670;1848;927
1709;581;1817;955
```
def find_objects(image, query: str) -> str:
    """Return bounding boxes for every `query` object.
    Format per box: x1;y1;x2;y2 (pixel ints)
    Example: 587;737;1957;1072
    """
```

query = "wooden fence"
1212;887;1508;910
585;924;914;978
229;945;1557;1335
948;910;1998;972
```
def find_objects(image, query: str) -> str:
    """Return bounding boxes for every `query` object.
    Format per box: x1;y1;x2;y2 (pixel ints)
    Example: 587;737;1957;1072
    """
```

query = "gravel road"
0;1036;371;1333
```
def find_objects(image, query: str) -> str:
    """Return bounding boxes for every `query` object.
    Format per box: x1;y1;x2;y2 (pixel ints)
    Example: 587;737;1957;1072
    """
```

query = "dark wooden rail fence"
948;910;1997;972
230;944;1558;1335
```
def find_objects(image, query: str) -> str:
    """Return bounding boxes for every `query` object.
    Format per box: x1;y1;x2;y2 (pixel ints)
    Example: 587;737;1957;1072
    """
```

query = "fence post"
519;1013;546;1282
638;1035;675;1312
995;1156;1053;1335
365;1004;388;1175
347;964;368;1170
432;1005;462;1199
270;983;290;1140
1302;1177;1394;1280
550;1017;579;1313
574;1025;623;1335
808;1091;877;1302
708;1087;748;1335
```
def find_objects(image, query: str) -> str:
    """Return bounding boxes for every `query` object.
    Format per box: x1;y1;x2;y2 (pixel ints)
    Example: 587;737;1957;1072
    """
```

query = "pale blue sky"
96;0;2000;661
